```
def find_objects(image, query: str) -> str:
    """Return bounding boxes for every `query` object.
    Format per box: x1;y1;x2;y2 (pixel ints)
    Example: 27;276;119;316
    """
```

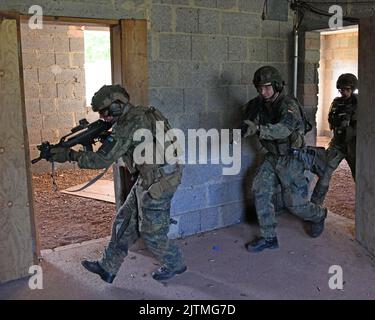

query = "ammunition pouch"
138;163;182;199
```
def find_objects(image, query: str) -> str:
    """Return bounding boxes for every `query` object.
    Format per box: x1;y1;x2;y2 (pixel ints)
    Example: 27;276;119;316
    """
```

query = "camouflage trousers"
98;182;184;275
311;141;356;206
252;153;327;240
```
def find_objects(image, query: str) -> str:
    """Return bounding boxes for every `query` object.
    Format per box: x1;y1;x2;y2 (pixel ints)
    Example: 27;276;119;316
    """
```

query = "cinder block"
67;29;84;38
151;5;172;33
171;185;207;214
181;164;223;187
193;36;227;62
261;20;280;38
219;201;246;226
154;88;184;116
53;36;70;53
176;7;199;33
177;211;201;236
57;98;85;114
305;50;320;62
267;39;286;62
57;83;74;99
207;87;228;110
40;98;56;114
207;180;243;206
216;0;237;9
238;0;263;13
27;128;42;146
171;112;200;133
198;111;222;130
24;98;40;115
73;82;86;99
37;53;55;67
198;9;220;34
22;52;38;69
41;128;60;143
301;94;318;106
149;62;176;87
38;67;55;84
55;68;84;84
176;61;220;88
228;37;247;62
222;12;260;37
221;62;243;85
159;34;191;60
37;35;54;52
69;38;84;52
23;68;38;83
55;53;70;68
42;114;75;130
200;207;219;232
183;87;206;114
248;39;267;62
24;82;40;99
70;53;85;68
153;0;189;4
194;0;216;8
26;113;42;129
39;83;57;98
306;38;320;50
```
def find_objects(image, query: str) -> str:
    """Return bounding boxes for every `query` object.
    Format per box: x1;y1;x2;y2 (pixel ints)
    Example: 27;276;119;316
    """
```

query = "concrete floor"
1;212;375;300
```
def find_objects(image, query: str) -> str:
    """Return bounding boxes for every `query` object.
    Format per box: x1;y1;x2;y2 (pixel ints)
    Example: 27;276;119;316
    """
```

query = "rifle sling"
68;166;110;192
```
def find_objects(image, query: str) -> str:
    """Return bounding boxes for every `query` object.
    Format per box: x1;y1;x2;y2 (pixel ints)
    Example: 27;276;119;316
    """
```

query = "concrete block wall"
0;0;294;238
20;23;96;173
148;1;294;237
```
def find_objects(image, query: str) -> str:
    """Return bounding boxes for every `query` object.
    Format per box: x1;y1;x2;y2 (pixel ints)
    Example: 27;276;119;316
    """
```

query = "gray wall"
357;16;375;255
0;0;294;237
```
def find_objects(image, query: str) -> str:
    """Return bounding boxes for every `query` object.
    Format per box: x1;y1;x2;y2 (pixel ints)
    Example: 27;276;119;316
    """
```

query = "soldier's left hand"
242;120;258;137
49;147;72;163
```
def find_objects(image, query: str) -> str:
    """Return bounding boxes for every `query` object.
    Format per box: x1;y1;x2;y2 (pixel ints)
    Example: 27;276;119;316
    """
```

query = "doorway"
316;26;358;222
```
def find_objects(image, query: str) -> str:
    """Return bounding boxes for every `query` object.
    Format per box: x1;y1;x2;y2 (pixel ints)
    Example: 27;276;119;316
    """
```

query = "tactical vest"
258;95;306;156
328;94;357;142
122;106;182;198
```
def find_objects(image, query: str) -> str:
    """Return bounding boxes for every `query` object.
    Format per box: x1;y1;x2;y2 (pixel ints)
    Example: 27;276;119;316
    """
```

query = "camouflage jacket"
244;93;306;155
328;94;357;144
74;105;182;193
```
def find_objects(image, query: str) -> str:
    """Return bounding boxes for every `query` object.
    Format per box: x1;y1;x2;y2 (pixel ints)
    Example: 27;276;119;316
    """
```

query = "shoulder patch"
97;135;117;157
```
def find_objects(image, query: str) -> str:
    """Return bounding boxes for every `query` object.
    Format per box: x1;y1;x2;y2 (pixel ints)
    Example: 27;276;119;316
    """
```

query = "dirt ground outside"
32;158;356;250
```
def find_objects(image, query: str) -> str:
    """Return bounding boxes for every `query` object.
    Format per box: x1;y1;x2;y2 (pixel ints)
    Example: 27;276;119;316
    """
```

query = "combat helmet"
91;84;130;112
336;73;358;91
253;66;285;92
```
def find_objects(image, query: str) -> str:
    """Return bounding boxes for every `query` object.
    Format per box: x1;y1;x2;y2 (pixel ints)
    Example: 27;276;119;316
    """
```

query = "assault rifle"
31;118;112;164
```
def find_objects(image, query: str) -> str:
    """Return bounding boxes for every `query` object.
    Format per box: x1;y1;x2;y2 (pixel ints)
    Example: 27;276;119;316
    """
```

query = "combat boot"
81;260;116;284
151;265;187;281
310;217;326;238
246;237;279;253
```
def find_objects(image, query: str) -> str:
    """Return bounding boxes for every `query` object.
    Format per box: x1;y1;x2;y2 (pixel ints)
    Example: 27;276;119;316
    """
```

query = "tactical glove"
242;120;258;137
49;147;77;163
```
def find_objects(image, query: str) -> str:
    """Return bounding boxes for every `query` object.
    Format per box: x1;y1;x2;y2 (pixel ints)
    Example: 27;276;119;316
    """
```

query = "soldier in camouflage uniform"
49;85;186;283
242;66;328;253
311;73;358;205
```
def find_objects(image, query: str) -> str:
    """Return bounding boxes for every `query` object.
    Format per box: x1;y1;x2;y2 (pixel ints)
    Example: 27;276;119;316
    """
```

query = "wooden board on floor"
61;179;116;203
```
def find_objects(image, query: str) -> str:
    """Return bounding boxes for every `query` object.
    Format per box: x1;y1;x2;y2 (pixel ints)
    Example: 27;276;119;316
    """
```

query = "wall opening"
20;20;115;250
316;26;358;223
